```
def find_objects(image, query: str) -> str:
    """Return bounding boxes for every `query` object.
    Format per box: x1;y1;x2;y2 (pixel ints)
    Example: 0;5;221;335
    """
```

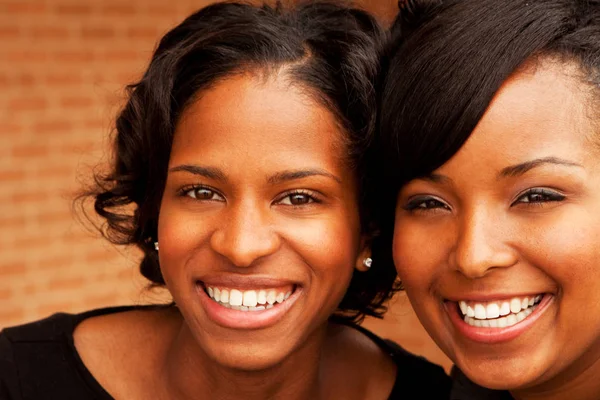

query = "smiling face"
393;61;600;394
157;73;362;370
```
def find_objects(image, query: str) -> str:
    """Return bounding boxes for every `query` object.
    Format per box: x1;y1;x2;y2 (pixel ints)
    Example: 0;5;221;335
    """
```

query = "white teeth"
459;301;468;315
229;289;243;306
205;285;293;311
510;298;522;313
466;305;475;318
242;290;257;307
486;303;500;319
257;290;267;305
474;304;486;319
221;289;229;303
276;292;285;303
459;295;543;327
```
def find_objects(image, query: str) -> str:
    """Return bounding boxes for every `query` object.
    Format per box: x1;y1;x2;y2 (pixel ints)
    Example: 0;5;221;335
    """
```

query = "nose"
210;200;280;267
450;208;517;278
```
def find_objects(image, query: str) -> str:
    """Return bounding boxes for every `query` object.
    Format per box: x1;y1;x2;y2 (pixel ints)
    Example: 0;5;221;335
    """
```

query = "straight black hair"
371;0;600;276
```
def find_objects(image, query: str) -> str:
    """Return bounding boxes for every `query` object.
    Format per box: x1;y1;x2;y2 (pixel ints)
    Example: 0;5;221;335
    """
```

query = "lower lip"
446;294;554;344
196;284;301;330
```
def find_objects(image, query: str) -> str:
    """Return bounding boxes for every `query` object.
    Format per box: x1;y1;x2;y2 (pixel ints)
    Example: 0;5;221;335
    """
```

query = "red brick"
7;97;47;112
127;27;160;40
17;73;36;86
5;50;48;63
102;4;136;16
81;26;115;39
54;4;92;15
4;2;46;15
0;169;26;182
0;26;19;39
0;215;27;229
33;119;73;134
0;289;13;301
0;122;22;135
54;50;95;63
11;145;48;158
46;73;83;86
48;276;85;291
36;255;74;270
0;262;27;276
60;96;94;108
35;166;73;179
31;26;70;40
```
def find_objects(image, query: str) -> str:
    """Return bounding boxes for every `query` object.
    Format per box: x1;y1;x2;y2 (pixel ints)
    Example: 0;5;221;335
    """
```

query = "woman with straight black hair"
375;0;600;398
0;1;451;399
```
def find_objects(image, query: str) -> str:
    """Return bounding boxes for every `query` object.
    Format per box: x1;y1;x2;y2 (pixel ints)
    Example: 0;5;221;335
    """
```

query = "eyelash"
403;196;450;213
403;187;566;214
512;187;566;206
179;185;225;202
178;186;321;207
275;190;322;207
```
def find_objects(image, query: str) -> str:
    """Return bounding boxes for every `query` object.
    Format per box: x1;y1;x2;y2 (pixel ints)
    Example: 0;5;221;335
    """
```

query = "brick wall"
0;0;450;370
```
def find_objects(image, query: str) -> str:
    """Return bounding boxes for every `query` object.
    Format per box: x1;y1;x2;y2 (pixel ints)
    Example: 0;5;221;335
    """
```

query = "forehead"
441;60;598;174
172;75;342;162
170;73;346;169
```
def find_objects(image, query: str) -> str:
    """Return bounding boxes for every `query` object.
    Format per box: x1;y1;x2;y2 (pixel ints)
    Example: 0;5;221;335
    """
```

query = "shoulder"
328;320;451;399
0;305;171;400
0;310;100;399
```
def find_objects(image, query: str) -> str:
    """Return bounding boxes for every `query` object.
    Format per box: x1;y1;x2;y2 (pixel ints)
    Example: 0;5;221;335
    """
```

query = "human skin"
155;72;391;399
73;72;396;400
393;60;600;399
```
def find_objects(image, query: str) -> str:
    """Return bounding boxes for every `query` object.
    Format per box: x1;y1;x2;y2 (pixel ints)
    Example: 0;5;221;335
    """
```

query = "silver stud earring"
154;242;159;251
362;257;372;269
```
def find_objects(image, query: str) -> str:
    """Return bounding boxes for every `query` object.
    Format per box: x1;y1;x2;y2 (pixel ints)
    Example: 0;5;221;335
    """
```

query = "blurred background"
0;0;450;370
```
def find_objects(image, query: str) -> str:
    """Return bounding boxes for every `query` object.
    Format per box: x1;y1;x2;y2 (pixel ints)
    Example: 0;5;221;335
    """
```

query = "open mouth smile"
195;281;301;329
447;293;554;344
204;285;294;311
459;295;542;328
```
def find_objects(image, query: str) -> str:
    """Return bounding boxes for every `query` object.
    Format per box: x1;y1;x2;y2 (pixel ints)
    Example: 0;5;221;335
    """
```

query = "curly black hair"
88;0;400;323
370;0;600;279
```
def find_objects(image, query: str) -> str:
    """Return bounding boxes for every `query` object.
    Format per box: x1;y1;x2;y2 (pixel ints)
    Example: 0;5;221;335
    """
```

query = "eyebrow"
169;165;227;181
168;165;342;184
419;173;451;184
267;169;342;184
499;157;583;178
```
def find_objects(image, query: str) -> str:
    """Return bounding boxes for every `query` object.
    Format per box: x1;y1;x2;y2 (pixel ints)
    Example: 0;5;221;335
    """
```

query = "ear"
354;236;372;272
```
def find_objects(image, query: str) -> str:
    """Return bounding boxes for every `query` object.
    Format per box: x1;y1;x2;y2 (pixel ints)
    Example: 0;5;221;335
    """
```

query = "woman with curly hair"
376;0;600;398
0;2;450;399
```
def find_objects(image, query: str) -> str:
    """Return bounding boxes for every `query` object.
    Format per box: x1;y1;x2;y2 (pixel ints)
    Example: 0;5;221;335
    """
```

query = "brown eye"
514;188;565;205
185;187;225;201
404;196;449;212
278;191;317;206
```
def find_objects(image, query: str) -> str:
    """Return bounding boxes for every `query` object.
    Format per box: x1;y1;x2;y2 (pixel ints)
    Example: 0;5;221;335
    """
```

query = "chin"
209;340;297;371
457;353;549;392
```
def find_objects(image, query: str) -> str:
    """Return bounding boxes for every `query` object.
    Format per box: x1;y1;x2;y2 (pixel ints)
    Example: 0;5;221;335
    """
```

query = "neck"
511;343;600;400
161;318;328;400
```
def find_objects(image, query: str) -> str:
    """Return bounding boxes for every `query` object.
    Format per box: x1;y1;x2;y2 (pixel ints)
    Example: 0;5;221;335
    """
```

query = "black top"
0;305;451;400
450;367;513;400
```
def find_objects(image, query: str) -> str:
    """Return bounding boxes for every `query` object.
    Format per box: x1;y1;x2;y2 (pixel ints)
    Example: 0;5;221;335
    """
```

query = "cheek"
392;218;448;290
520;208;600;294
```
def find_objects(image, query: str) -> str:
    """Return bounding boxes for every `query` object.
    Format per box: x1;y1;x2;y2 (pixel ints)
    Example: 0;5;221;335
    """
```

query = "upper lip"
196;274;302;289
444;292;548;302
